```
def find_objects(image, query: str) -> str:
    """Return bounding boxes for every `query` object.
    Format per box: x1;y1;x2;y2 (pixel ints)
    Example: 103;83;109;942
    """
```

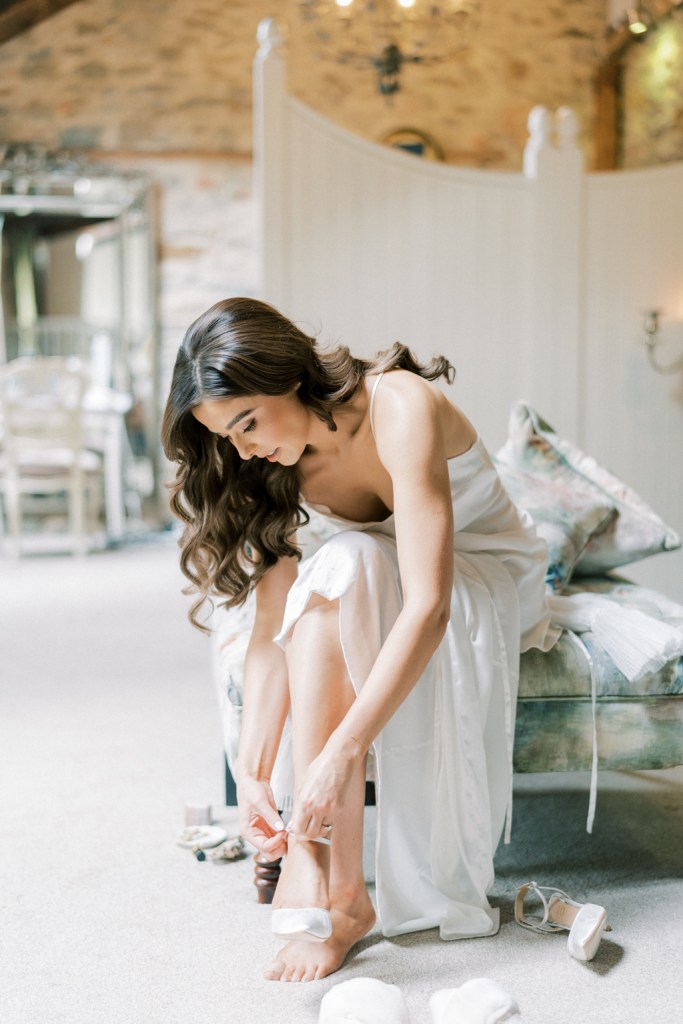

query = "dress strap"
369;372;384;441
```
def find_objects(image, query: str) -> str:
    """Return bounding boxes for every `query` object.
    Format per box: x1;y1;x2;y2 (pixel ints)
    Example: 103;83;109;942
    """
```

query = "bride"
161;296;559;982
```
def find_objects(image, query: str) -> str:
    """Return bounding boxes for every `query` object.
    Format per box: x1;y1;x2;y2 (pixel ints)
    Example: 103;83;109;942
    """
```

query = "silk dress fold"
272;429;560;941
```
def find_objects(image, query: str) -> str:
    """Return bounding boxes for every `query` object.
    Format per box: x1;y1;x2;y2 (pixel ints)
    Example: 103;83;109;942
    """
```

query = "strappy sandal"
271;833;333;943
515;881;609;962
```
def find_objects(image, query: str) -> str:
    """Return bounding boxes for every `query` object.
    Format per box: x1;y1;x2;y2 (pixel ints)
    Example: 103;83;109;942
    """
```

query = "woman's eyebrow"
225;408;254;430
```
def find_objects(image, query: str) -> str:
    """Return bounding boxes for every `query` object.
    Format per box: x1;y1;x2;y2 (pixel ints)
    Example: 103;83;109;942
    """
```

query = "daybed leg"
254;852;281;904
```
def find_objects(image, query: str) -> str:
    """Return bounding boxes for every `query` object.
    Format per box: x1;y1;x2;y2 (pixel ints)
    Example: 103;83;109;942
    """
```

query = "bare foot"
265;892;376;982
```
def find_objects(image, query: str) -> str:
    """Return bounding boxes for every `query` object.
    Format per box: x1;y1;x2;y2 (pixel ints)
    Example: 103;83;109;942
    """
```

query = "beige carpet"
2;535;682;1024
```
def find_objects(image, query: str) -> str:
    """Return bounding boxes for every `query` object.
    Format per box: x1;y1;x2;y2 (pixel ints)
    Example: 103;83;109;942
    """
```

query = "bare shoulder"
370;369;476;459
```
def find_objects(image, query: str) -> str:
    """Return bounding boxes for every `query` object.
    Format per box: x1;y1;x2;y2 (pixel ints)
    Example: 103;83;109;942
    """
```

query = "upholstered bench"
209;402;683;901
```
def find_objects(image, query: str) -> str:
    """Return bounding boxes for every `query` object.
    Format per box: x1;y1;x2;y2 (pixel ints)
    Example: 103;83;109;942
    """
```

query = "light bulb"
626;8;649;34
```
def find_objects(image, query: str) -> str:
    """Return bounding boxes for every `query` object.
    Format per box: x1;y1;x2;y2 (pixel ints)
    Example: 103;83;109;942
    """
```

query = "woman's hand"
287;736;364;841
237;776;289;859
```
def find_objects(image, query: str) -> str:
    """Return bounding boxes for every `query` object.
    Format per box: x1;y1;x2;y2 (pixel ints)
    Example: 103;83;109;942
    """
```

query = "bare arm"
336;375;454;748
289;374;456;835
235;554;297;856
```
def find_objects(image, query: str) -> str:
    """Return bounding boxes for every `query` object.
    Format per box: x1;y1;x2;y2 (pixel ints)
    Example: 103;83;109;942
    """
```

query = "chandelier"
297;0;482;95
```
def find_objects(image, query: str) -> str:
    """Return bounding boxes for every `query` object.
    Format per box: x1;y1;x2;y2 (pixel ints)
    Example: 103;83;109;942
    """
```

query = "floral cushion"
496;401;680;575
495;460;615;588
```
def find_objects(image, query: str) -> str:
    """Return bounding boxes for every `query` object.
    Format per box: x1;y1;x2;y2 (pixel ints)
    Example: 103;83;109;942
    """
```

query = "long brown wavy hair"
162;297;455;629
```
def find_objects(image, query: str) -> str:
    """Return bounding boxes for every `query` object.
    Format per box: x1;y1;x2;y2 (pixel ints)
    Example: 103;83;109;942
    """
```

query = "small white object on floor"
175;825;227;850
430;978;521;1024
319;977;412;1024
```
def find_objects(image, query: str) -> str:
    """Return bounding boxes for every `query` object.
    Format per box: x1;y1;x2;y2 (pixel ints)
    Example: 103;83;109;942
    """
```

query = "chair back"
0;357;89;463
5;317;95;359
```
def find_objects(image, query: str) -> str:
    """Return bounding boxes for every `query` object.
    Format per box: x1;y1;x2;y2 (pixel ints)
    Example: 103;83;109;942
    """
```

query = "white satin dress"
273;376;560;941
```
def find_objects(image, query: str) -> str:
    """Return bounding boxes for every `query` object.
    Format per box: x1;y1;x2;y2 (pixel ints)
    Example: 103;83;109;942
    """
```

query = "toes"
266;940;342;984
301;963;318;983
264;960;286;982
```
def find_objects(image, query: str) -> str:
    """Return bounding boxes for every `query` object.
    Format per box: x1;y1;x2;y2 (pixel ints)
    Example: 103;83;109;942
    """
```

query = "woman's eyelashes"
213;419;255;443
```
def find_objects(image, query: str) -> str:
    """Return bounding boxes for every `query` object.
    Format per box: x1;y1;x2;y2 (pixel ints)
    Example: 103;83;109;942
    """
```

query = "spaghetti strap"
369;372;384;441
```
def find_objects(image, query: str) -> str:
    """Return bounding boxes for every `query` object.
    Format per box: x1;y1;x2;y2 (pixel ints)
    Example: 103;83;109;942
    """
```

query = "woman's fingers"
288;806;333;841
236;778;290;855
245;814;288;857
261;832;288;859
249;811;285;838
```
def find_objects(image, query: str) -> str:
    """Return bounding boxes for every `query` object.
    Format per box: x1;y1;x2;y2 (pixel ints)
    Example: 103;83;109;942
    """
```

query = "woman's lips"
266;448;279;462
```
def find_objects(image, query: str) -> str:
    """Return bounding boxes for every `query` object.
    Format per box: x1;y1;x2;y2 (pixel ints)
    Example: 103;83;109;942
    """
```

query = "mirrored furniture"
0;144;163;547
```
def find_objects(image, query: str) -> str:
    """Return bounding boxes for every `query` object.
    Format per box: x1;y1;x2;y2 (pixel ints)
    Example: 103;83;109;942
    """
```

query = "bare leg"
265;596;376;982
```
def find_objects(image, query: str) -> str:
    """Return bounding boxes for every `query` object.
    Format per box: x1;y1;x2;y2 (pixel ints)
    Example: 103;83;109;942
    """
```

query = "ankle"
328;882;371;909
287;833;331;865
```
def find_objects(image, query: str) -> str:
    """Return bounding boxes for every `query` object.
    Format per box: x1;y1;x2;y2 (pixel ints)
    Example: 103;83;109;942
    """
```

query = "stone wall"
103;153;256;398
4;0;681;432
620;13;683;168
2;1;681;524
0;0;613;398
0;0;606;170
288;0;607;170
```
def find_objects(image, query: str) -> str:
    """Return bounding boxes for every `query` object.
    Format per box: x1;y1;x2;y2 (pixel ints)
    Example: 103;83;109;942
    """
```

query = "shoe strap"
515;881;570;934
286;827;331;846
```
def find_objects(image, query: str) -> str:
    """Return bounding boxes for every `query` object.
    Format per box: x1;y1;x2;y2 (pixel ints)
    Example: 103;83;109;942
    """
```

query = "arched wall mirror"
0;145;163;541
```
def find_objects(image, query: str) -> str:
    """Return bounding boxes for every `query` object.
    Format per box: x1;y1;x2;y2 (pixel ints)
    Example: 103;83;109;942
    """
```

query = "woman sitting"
161;297;559;983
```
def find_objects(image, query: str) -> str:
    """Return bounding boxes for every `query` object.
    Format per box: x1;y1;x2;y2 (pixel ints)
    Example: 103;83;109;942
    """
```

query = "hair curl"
161;297;454;629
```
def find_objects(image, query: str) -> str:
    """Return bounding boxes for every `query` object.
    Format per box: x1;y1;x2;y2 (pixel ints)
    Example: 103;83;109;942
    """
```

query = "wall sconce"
642;310;683;374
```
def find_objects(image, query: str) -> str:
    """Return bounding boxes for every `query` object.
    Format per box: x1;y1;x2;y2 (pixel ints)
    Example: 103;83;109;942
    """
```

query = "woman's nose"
234;437;255;460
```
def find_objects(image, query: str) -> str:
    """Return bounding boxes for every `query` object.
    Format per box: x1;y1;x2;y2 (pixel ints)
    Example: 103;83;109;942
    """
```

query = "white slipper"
319;977;412;1023
430;978;521;1024
271;907;332;943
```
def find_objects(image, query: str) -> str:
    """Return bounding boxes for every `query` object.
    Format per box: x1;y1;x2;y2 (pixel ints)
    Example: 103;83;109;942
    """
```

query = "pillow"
496;401;681;575
494;459;616;588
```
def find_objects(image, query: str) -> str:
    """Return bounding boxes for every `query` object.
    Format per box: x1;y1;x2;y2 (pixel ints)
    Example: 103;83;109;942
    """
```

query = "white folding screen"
254;20;683;600
582;166;683;599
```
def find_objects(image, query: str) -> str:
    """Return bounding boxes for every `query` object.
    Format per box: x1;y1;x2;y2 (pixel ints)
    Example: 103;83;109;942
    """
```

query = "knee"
285;594;348;678
294;592;340;631
320;529;395;580
290;589;339;643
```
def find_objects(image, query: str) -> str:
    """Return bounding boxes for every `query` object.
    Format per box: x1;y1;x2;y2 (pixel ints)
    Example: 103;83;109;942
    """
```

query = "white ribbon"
547;591;683;833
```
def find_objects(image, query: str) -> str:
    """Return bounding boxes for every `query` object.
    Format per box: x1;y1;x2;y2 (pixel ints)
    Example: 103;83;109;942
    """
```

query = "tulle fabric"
274;438;560;940
547;592;683;681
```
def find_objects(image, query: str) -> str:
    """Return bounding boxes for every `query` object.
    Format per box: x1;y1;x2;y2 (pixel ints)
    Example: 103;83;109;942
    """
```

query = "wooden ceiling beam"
0;0;83;46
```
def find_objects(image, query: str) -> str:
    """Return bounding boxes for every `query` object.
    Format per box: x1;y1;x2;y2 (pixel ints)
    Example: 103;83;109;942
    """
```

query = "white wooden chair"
0;357;104;556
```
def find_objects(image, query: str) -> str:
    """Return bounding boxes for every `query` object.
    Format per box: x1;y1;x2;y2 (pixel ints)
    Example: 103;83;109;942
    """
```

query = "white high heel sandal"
271;833;333;944
515;881;609;962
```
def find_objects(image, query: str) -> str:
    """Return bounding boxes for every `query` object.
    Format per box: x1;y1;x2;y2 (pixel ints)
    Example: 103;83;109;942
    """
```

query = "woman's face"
191;390;310;466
